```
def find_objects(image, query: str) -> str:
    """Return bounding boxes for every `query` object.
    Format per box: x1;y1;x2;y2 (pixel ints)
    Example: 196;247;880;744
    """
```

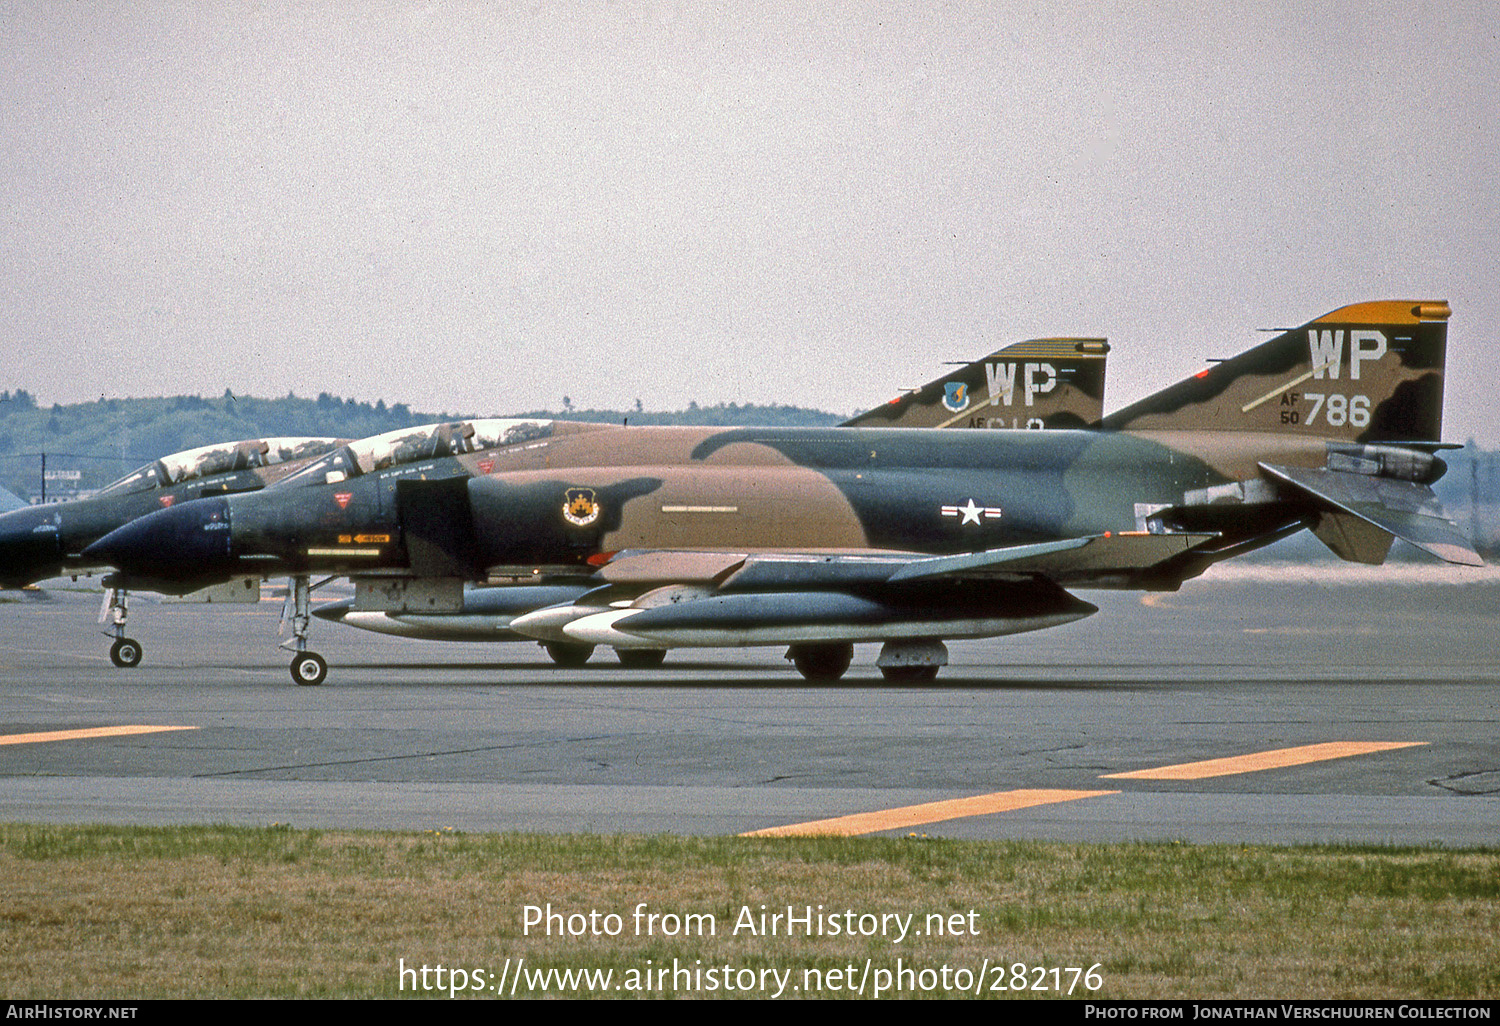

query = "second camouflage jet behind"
88;300;1478;685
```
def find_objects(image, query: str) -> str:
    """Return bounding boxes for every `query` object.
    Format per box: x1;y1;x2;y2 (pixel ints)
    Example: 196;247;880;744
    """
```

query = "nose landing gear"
100;586;143;668
281;575;329;685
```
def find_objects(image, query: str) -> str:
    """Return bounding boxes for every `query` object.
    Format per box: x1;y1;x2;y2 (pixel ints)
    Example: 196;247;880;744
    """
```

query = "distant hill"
0;389;839;501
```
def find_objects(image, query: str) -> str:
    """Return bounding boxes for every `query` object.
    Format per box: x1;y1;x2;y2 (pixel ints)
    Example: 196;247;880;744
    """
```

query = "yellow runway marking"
0;725;199;747
1101;741;1427;780
742;789;1119;838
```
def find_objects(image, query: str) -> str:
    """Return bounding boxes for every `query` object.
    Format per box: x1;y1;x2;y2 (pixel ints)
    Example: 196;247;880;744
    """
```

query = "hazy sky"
3;2;1496;440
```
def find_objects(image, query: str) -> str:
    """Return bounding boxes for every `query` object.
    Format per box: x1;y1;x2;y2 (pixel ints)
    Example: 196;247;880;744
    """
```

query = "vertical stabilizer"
1101;301;1450;442
844;337;1109;429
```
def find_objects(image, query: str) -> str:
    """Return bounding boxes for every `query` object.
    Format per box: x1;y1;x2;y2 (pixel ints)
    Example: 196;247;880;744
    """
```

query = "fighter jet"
312;336;1113;663
23;341;1107;676
88;300;1478;686
0;437;345;665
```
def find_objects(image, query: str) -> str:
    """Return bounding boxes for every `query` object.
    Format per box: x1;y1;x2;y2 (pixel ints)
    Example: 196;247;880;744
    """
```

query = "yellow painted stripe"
0;725;199;747
741;788;1119;838
1101;741;1427;780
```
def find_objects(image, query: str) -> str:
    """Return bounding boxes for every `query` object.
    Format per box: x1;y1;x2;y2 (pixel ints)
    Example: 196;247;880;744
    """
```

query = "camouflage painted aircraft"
0;437;345;665
15;341;1107;674
87;300;1478;686
312;337;1112;663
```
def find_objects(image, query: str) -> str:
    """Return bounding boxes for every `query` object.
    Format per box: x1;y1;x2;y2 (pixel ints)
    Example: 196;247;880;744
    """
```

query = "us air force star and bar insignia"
563;488;601;527
941;498;1003;526
942;381;970;413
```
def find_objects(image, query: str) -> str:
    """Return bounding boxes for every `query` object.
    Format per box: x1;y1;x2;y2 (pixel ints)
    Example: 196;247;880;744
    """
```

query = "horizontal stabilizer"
1259;463;1482;566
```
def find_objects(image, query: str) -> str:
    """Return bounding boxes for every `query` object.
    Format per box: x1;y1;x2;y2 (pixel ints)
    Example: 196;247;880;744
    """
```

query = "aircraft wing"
1259;462;1482;567
504;531;1221;650
573;531;1220;590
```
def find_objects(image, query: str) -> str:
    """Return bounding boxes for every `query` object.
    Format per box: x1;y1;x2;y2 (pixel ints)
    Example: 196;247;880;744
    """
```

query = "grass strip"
0;823;1495;999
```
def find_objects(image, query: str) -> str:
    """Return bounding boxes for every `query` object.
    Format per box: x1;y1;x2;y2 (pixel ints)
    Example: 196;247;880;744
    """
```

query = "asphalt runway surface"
1;564;1497;845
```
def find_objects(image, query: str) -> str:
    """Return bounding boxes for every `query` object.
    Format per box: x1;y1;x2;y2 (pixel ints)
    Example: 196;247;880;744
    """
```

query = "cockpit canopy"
277;419;555;487
97;438;345;497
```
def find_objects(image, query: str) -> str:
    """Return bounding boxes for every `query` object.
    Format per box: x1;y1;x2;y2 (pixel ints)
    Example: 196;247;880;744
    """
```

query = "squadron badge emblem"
942;381;970;413
563;487;601;526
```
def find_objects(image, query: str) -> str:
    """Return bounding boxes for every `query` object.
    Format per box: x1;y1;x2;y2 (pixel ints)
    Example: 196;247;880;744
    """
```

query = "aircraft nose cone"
84;497;234;577
0;507;61;588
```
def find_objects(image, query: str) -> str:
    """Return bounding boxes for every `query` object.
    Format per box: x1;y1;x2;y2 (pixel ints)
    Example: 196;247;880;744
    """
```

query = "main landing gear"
785;642;854;681
616;648;667;669
784;640;950;682
100;586;142;667
538;643;669;669
281;575;329;686
542;641;595;668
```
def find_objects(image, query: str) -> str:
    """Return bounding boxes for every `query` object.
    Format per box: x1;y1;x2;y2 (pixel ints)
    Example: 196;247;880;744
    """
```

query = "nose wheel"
291;651;327;686
109;637;142;668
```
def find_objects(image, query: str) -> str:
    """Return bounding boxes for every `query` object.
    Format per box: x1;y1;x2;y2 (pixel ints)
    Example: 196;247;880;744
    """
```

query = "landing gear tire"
879;664;940;683
544;642;596;668
616;648;667;669
291;652;327;686
787;643;854;682
109;637;142;668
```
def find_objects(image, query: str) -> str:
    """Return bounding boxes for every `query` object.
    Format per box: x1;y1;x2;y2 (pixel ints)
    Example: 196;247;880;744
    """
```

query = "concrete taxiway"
0;565;1496;845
